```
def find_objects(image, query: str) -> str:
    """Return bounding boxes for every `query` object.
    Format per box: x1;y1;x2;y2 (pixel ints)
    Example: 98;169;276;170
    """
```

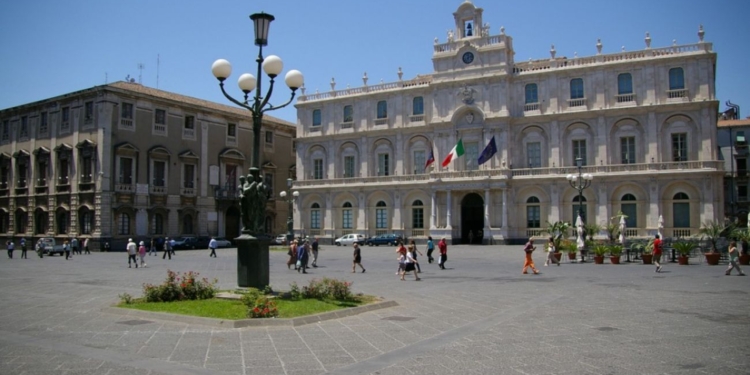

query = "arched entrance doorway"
225;206;240;241
461;193;484;244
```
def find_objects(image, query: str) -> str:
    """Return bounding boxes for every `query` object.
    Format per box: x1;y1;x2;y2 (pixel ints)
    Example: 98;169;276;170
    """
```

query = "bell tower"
453;0;483;40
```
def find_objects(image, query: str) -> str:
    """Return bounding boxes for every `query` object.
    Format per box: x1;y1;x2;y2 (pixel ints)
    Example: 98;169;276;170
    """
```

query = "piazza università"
0;1;734;248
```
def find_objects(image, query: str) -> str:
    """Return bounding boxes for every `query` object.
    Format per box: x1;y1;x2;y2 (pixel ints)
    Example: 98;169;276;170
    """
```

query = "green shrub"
302;278;353;301
118;293;134;304
609;245;623;256
241;290;278;318
592;244;609;256
142;270;218;302
288;282;302;300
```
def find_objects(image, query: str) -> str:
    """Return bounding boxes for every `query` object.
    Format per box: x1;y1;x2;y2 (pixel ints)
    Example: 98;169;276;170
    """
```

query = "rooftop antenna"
156;54;160;89
137;63;145;84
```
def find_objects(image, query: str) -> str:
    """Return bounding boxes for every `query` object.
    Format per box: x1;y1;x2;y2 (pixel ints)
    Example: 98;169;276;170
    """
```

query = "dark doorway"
226;206;240;242
461;193;484;244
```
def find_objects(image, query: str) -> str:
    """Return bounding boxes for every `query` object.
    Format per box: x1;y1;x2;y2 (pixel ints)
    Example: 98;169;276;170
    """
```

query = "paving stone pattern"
0;245;749;374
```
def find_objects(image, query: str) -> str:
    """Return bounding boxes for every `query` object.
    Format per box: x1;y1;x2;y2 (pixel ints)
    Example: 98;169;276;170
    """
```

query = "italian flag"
441;139;465;167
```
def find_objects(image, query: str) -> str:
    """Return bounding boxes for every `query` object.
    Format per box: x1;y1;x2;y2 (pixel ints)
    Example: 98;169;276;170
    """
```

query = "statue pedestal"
235;233;270;289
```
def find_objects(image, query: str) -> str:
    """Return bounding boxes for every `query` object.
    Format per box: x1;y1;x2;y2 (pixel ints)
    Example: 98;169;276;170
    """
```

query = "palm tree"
584;223;603;241
698;220;732;253
543;221;571;251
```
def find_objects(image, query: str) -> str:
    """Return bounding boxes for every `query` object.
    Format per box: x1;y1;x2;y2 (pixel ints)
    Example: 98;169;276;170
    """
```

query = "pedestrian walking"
209;237;218;258
352;242;365;273
544;236;560;266
148;238;157;256
71;237;79;255
162;237;171;260
725;241;746;276
653;234;663;273
404;244;421;281
311;237;319;267
396;242;408;276
426;236;435;263
63;240;71;260
408;240;423;273
127;238;138;268
522;238;540;274
36;239;44;258
287;240;298;270
297;240;309;273
138;241;147;267
437;237;448;269
7;239;14;259
83;238;90;254
20;238;27;259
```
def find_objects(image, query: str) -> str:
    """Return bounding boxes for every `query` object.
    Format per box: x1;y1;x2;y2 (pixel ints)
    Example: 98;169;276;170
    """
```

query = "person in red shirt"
522;238;540;275
438;237;448;270
653;234;663;273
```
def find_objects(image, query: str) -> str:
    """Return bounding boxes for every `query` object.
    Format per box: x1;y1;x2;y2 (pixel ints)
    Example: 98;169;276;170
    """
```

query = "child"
138;241;147;268
523;238;539;274
544;236;560;266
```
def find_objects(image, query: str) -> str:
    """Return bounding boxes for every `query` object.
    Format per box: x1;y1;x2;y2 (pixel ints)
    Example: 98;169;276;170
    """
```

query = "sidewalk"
0;245;748;374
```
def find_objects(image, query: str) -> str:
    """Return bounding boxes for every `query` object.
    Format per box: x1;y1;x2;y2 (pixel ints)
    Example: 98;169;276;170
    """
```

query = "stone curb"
101;300;398;328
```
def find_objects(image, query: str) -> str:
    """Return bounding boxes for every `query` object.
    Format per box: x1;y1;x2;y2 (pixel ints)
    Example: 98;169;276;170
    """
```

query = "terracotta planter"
740;254;750;266
553;252;562;262
678;255;689;265
594;255;604;264
641;254;653;264
704;252;720;265
567;252;577;260
610;255;621;264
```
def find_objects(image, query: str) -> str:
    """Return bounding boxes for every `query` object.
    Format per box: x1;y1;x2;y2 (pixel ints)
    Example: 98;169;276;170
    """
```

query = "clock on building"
462;52;474;64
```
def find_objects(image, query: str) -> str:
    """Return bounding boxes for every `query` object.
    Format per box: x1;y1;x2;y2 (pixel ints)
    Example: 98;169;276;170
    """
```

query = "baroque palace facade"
293;1;722;244
0;81;296;249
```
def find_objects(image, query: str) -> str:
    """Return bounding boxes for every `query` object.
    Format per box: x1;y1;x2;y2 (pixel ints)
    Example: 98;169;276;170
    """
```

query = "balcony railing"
181;187;196;196
672;229;692;238
568;98;587;108
183;128;195;139
409;114;424;123
153;124;166;135
411;229;425;237
524;102;540;112
526;229;543;238
120;118;133;129
374;118;388;126
150;185;167;195
115;184;134;193
667;89;688;99
340;122;354;129
375;229;388;236
214;187;240;200
616;93;635;103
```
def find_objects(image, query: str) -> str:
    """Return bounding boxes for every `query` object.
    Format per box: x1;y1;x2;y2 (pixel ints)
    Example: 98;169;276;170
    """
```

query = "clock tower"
431;0;515;81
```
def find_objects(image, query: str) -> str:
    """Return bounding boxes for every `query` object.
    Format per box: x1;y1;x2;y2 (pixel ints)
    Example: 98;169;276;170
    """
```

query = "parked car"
214;238;233;248
38;237;65;256
273;234;287;245
170;237;192;250
334;233;366;246
365;233;403;246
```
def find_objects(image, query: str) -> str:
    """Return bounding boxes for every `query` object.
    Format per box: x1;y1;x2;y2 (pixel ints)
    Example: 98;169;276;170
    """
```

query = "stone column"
484;188;491;242
501;188;509;237
446;189;452;230
430;190;437;229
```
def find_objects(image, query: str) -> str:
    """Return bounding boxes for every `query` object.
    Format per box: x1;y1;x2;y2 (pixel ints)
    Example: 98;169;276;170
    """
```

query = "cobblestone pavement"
1;245;749;375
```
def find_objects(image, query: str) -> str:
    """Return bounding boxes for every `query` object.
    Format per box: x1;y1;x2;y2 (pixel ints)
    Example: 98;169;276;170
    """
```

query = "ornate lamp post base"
235;233;270;288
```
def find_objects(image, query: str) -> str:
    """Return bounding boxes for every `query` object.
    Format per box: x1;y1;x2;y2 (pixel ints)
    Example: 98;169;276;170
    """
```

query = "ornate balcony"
115;184;134;193
149;185;167;195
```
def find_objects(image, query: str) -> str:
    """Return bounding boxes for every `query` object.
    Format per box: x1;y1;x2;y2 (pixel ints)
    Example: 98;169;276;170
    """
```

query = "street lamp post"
279;178;299;243
566;157;593;263
211;12;304;289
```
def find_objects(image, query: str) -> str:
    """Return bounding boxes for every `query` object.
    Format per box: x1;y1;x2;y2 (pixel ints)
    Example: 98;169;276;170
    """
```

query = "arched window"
183;214;193;234
572;195;587;224
312;109;321;126
0;210;8;233
526;196;541;228
35;210;48;235
412;200;424;230
376;201;387;230
342;202;353;229
525;84;538;104
57;210;69;234
620;194;637;228
412;97;424;115
15;209;27;234
669;67;685;90
570;78;584;99
673;192;690;228
617;73;633;95
310;203;321;230
118;213;130;235
377;101;387;119
153;213;164;235
79;207;93;234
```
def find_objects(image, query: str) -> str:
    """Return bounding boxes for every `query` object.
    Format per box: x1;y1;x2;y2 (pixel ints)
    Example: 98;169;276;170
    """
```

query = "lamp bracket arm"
258;78;276;111
263;92;297;113
219;82;254;113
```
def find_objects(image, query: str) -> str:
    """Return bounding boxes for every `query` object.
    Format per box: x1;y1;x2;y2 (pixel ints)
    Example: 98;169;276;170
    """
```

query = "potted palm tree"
543;221;570;263
672;239;697;265
560;239;577;260
592;243;608;264
698;220;731;265
637;239;655;264
585;223;603;241
609;244;623;264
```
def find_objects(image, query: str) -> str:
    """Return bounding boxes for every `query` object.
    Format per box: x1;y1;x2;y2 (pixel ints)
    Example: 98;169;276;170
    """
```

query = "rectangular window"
465;142;478;171
17;163;28;187
738;185;748;202
39;112;48;135
344;156;355;178
413;97;424;115
313;159;323;180
621;203;637;227
19;116;28;139
0;163;8;187
119;157;133;184
184;115;195;129
84;101;94;120
82;155;92;181
265;130;273;145
59;158;69;183
673;203;690;227
376;208;387;229
155;109;166;125
527;142;541;168
573;140;587;165
617;73;633;95
525;84;538;104
119;213;130;235
737;158;747;175
310;210;321;229
264;173;274;198
378;153;389;176
153;161;166;186
412;207;424;229
184;164;195;188
225;164;237;190
38;159;48;184
413;150;425;174
342;209;353;229
570;78;584;99
526;206;540;228
377;101;387;119
61;107;70;123
121;103;133;119
669;68;685;90
621;137;635;164
343;105;353;123
671;133;687;162
312;109;321;126
227;123;236;137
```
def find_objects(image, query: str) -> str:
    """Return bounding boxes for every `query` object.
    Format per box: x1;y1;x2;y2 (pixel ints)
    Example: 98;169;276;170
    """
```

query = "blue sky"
1;0;749;124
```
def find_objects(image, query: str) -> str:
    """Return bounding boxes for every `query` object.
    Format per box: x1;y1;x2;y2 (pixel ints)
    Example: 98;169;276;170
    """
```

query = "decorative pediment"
76;139;97;149
179;150;200;159
148;145;171;157
219;148;246;160
262;162;277;169
0;152;10;162
114;142;139;152
33;147;50;156
54;143;73;152
12;149;30;158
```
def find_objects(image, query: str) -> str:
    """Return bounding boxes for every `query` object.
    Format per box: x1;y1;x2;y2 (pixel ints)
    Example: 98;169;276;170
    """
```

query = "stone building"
292;1;722;244
0;81;296;249
718;109;750;227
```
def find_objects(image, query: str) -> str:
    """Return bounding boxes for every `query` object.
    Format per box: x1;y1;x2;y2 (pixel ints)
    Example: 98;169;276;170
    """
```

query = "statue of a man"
238;175;251;232
254;176;268;234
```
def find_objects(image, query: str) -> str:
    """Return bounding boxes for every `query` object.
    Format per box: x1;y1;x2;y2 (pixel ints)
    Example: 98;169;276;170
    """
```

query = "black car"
365;233;403;246
172;236;211;250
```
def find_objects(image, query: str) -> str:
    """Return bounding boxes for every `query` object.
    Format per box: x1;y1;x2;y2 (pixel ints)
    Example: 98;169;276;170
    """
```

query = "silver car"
334;233;365;246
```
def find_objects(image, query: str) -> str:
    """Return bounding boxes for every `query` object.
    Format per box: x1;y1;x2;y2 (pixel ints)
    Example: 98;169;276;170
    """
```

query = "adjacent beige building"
0;81;296;249
293;1;723;244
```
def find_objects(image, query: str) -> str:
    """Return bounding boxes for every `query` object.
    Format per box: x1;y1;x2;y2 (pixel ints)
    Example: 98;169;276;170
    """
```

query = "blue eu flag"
477;136;497;165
